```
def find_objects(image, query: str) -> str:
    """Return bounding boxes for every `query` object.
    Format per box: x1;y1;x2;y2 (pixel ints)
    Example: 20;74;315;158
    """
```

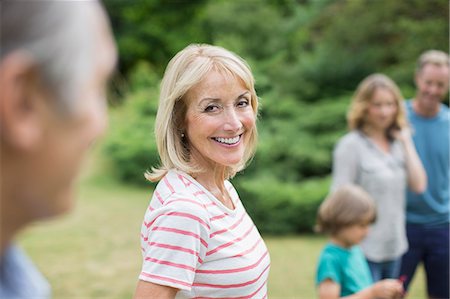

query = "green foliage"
103;62;160;186
104;0;209;75
103;0;449;233
249;94;349;181
302;0;449;90
235;175;330;234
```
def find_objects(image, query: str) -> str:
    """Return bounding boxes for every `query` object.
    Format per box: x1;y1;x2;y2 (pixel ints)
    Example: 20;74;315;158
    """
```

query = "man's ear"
0;51;46;151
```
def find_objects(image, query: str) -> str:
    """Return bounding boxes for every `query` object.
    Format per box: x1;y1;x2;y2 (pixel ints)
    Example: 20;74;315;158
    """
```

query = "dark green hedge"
235;175;330;234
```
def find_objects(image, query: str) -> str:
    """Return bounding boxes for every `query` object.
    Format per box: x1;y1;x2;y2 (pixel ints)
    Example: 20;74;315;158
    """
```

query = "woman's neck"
362;125;387;141
362;126;391;153
192;167;234;210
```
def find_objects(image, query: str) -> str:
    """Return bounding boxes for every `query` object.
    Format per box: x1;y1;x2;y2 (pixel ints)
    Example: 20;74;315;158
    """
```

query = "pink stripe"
193;190;206;197
166;211;210;230
235;279;268;299
231;238;262;258
210;213;227;221
141;233;148;241
196;251;269;274
210;213;246;238
194;278;267;299
140;272;191;288
145;257;196;272
207;225;254;256
204;202;217;208
165;198;207;210
155;190;164;205
143;212;168;229
193;263;270;289
143;211;210;230
147;242;203;263
153;226;208;247
163;176;175;194
192;191;217;207
178;174;194;187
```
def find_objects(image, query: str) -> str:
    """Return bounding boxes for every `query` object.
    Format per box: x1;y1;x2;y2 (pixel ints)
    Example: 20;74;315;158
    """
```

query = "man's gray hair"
416;49;450;72
1;1;102;112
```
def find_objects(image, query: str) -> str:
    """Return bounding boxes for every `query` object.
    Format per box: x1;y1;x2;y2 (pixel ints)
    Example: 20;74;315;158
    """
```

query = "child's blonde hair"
316;184;376;235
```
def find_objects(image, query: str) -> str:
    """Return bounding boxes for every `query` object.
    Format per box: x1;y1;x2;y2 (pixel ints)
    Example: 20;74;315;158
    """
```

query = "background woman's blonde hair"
145;44;259;182
315;184;376;235
347;73;407;139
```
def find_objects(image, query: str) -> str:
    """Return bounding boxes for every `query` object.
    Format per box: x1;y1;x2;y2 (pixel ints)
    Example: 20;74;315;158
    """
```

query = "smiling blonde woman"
134;44;270;299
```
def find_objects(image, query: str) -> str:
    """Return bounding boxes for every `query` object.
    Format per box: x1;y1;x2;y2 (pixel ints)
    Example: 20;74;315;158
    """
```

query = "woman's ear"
0;51;46;151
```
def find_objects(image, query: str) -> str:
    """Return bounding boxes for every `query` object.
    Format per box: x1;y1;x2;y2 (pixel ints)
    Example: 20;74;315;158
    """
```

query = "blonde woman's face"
366;88;397;132
184;70;255;171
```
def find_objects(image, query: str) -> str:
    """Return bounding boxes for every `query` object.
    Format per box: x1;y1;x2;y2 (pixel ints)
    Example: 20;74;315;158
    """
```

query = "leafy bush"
103;63;160;186
235;175;331;234
247;94;349;180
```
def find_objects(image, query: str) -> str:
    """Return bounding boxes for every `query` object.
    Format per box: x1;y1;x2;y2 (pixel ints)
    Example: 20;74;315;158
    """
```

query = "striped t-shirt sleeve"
139;196;210;290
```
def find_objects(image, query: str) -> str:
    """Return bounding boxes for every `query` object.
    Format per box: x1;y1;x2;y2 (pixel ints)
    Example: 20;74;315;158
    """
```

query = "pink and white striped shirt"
139;169;270;299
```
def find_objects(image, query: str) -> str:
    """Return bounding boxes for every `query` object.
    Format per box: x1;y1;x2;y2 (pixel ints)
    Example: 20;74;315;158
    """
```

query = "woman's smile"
211;134;242;146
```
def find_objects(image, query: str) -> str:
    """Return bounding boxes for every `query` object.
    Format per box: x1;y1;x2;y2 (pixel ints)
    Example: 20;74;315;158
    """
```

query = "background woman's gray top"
331;130;408;262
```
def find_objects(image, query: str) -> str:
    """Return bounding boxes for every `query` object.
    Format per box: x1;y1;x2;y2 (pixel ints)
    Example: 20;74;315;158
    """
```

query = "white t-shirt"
139;169;270;299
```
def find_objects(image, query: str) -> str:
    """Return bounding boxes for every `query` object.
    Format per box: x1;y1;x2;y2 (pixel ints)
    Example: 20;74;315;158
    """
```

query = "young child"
315;184;404;299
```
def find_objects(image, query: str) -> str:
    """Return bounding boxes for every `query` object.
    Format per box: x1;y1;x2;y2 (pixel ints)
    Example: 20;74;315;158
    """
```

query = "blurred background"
20;0;448;297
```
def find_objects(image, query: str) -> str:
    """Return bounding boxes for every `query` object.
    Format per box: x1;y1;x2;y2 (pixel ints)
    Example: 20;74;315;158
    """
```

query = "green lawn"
19;158;426;298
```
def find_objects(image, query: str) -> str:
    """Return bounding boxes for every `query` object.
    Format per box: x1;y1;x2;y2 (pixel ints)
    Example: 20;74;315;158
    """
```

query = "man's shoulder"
439;103;450;119
0;245;50;298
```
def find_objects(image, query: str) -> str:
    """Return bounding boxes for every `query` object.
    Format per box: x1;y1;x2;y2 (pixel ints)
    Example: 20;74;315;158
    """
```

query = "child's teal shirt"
316;242;373;296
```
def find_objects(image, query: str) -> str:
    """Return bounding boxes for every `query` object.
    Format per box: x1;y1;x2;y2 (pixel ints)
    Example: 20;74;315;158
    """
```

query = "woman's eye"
204;104;219;112
371;102;381;108
237;98;250;107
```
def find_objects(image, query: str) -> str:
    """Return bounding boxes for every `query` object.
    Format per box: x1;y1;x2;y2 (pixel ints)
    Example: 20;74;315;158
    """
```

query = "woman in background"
331;74;426;282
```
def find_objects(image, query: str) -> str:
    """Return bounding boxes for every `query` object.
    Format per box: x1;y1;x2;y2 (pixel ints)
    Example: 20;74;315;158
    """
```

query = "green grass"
19;154;426;298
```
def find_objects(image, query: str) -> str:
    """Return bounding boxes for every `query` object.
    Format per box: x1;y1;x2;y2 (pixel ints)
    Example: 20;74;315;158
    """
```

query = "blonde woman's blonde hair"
316;184;376;235
347;73;407;139
416;49;450;73
145;44;259;182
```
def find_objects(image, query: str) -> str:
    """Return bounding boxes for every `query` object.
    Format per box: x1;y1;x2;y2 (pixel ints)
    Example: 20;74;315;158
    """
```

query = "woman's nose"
223;109;242;132
380;105;393;116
